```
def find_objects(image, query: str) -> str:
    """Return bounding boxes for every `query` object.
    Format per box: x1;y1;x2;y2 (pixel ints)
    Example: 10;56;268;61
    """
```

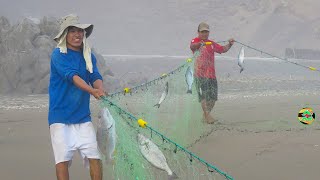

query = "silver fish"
185;66;194;94
96;107;116;163
154;81;169;108
137;134;178;180
238;47;245;73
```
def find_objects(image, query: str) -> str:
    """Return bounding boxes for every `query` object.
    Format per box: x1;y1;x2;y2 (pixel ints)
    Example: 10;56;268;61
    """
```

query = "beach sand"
0;110;90;180
0;94;319;180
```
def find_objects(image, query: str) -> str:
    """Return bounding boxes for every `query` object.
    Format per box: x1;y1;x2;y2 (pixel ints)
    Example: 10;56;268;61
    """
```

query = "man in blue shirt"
49;14;105;180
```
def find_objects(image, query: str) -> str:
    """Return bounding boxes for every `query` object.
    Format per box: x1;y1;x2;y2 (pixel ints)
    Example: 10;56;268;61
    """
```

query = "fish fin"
154;104;160;108
187;90;192;94
168;172;178;180
104;157;110;163
240;68;244;73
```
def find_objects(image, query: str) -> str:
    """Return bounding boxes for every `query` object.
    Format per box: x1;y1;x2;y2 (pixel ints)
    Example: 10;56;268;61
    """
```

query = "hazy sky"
1;0;320;56
0;0;203;55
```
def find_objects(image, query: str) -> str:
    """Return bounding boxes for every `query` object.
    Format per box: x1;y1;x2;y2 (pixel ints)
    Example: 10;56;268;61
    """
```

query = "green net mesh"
97;47;233;180
99;99;233;180
95;40;320;180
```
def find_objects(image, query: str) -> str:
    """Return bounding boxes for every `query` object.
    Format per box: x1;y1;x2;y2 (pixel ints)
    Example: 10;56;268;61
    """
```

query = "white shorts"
50;122;101;169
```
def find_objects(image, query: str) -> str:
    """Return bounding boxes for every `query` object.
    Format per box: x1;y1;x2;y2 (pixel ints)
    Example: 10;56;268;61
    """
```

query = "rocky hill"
0;16;113;94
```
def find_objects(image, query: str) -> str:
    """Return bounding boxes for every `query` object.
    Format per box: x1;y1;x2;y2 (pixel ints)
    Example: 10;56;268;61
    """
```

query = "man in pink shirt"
190;22;234;124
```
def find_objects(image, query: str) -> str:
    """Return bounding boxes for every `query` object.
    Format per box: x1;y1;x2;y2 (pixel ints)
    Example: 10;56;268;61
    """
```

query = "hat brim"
199;28;209;32
54;24;93;41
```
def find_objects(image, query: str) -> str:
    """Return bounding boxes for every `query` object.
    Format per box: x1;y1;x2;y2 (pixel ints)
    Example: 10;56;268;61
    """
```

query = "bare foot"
206;114;217;124
202;113;207;123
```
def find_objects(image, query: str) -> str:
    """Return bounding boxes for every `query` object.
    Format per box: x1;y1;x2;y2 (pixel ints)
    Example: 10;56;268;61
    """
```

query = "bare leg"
89;159;102;180
207;100;215;113
201;99;209;121
56;161;69;180
206;100;216;124
201;99;215;123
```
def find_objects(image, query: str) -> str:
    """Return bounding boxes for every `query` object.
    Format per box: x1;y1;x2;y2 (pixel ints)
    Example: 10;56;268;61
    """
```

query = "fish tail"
104;157;111;164
105;156;115;165
187;89;192;94
168;172;178;180
154;104;160;108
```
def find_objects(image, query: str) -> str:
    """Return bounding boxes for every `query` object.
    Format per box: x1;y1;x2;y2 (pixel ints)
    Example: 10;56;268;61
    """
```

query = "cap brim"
54;24;94;41
199;28;209;32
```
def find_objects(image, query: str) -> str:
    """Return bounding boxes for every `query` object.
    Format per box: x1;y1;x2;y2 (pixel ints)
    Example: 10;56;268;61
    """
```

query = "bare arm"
73;75;105;99
222;43;232;53
190;42;203;52
92;79;103;90
93;79;108;96
222;38;235;53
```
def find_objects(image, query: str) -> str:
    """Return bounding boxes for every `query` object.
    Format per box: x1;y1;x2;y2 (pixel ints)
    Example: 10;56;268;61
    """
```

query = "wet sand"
0;94;319;180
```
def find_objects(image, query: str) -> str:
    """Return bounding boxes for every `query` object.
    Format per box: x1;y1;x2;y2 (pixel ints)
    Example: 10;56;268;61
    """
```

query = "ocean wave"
0;95;48;110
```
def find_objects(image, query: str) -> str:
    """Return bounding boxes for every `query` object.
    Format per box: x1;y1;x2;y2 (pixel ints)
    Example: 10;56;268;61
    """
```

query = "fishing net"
213;40;320;133
99;100;232;180
95;40;320;180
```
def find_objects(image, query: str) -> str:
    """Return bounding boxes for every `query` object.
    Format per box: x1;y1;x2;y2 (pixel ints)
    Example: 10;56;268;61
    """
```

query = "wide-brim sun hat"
54;14;93;42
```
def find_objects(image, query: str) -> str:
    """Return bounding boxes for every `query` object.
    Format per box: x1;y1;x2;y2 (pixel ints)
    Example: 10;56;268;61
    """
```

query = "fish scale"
185;66;194;94
96;107;116;163
138;134;178;180
238;46;245;73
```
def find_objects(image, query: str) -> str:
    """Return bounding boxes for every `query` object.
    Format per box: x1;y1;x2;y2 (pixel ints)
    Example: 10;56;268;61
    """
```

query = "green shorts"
195;77;218;102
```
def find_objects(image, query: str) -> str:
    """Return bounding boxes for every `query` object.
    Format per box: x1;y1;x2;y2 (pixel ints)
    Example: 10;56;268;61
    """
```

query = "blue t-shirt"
48;48;103;126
